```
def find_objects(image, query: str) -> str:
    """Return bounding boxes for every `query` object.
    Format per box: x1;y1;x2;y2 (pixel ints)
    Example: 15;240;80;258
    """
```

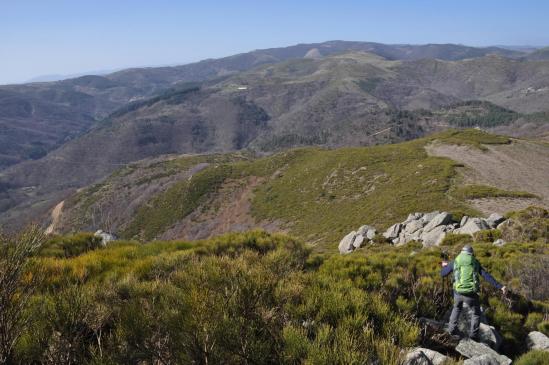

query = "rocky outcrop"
421;225;450;247
443;308;502;350
383;223;403;241
358;225;377;240
338;226;378;254
526;331;549;351
463;354;503;365
338;231;358;254
455;218;490;236
94;230;117;246
423;212;453;233
486;213;506;228
456;339;511;365
404;347;448;365
339;211;507;251
418;317;512;364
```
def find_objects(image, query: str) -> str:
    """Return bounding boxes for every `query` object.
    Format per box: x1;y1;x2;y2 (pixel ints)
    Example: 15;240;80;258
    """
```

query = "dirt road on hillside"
426;140;549;215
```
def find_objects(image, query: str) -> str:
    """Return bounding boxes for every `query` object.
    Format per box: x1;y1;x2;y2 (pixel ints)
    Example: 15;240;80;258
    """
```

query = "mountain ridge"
40;130;548;251
0;41;536;170
1;43;549;231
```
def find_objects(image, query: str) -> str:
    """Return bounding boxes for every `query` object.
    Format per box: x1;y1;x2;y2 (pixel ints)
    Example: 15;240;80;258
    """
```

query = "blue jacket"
441;261;503;290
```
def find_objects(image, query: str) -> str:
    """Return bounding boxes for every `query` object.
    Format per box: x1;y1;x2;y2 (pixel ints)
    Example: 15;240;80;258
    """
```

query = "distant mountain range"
24;69;117;83
1;40;549;229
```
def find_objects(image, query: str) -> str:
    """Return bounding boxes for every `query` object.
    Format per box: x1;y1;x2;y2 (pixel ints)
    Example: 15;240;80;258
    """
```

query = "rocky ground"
339;211;506;254
426;139;549;213
404;317;549;364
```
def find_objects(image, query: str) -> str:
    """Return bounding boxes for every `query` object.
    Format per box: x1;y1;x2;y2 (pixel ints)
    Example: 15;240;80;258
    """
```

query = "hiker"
440;245;506;340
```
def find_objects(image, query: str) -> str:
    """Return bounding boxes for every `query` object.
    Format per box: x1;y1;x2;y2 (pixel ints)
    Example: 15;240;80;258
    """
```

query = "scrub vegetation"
2;217;548;364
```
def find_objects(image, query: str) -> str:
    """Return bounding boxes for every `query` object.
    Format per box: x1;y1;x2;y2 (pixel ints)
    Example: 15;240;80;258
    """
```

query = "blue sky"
1;0;548;85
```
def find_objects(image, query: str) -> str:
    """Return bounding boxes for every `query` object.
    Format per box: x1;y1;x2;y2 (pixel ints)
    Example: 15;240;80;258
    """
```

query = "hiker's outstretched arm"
440;261;453;277
480;267;503;289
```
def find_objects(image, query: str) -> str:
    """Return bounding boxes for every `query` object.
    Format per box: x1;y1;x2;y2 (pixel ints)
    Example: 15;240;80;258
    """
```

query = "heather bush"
515;350;549;365
3;227;548;363
440;233;472;246
501;206;549;243
473;229;502;243
41;232;103;258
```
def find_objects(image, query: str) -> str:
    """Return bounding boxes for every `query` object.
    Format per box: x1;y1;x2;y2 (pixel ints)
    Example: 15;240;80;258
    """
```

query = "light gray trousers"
448;292;481;338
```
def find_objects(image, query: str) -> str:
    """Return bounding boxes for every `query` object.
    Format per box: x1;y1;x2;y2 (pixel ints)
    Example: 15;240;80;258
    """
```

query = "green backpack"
453;252;480;294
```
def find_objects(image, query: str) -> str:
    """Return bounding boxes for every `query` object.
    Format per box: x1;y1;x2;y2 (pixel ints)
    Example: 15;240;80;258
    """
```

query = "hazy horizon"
2;0;549;85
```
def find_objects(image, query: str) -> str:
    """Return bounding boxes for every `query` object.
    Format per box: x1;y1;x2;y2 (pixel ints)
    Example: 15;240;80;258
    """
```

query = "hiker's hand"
501;286;507;295
441;261;448;267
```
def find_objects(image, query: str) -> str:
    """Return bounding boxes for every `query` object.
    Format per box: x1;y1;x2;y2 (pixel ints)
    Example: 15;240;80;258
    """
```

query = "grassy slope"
116;130;528;251
451;184;539;200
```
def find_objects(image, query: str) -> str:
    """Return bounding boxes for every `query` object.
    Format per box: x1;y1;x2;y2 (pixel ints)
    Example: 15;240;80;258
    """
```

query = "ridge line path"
425;139;549;215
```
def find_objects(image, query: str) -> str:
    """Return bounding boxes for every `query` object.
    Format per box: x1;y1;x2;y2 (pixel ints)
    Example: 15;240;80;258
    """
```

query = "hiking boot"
434;330;460;345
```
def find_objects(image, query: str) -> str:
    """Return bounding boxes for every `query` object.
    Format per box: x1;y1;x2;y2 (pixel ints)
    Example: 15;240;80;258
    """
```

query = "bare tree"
0;225;46;364
507;255;549;301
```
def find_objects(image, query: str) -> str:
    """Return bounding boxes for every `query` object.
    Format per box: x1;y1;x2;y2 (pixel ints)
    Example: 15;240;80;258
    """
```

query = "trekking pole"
440;250;449;307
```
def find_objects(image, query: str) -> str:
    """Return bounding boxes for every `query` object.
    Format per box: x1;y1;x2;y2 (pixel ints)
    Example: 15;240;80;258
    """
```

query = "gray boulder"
526;331;549;351
456;339;511;365
404;347;448;365
410;228;424;241
357;225;373;236
421;225;448;247
463;354;503;365
94;230;117;246
395;231;417;246
460;216;470;227
338;231;357;254
405;212;424;224
478;323;502;350
493;239;506;247
404;219;426;234
455;218;491;236
496;220;510;230
423;212;453;233
383;223;403;240
486;213;506;228
422;211;440;224
365;228;377;240
357;225;377;240
352;234;365;249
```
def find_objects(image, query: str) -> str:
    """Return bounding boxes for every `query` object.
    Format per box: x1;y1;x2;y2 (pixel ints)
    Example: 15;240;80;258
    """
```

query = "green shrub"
486;297;525;355
506;255;549;301
41;232;103;258
473;229;502;243
452;185;537;200
515;350;549;365
7;227;549;363
441;233;472;246
538;321;549;336
525;312;545;332
501;206;549;243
